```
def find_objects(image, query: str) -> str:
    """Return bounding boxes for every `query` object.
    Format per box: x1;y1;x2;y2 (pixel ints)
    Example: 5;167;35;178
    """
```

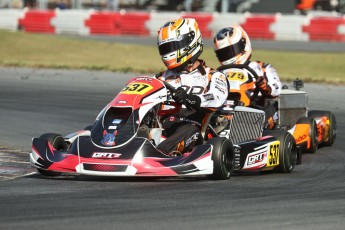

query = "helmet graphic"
157;18;204;71
213;25;252;65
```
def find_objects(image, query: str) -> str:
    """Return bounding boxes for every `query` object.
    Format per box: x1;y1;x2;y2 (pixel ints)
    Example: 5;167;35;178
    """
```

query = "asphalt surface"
0;67;344;230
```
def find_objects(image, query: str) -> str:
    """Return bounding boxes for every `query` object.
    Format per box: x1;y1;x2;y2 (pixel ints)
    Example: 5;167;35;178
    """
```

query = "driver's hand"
256;76;271;95
172;87;201;110
172;87;187;103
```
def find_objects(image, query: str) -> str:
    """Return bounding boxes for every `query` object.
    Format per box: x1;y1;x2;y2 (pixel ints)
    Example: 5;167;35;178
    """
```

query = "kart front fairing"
30;77;214;177
91;76;169;148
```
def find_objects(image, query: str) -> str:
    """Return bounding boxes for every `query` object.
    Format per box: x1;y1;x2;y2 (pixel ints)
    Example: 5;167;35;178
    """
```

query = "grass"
1;29;344;84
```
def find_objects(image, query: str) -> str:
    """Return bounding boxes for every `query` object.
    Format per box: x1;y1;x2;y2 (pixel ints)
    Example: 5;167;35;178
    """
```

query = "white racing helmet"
157;18;204;71
213;25;252;65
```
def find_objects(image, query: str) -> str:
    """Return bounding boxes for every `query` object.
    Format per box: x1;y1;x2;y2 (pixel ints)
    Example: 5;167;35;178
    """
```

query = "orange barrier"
85;12;121;35
241;15;276;40
303;17;345;42
118;12;150;35
18;10;55;33
182;13;213;38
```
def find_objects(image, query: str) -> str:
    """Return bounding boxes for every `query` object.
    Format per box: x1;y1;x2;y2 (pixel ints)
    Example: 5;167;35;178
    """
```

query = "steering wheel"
157;81;181;116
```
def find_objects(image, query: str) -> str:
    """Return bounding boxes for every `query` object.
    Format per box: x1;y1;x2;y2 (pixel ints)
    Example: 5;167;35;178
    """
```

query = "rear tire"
37;133;68;177
207;137;235;180
263;130;297;173
308;110;336;146
296;117;318;153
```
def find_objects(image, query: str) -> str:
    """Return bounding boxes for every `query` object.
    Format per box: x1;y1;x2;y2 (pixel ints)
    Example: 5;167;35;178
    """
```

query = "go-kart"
30;76;235;180
30;74;301;180
215;64;337;155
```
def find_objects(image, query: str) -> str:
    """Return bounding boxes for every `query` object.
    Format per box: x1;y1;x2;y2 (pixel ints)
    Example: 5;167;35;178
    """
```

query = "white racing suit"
248;61;282;98
156;60;228;155
219;61;282;129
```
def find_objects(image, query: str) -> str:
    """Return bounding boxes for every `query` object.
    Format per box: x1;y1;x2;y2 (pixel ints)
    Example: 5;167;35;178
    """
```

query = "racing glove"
173;87;201;110
256;75;271;95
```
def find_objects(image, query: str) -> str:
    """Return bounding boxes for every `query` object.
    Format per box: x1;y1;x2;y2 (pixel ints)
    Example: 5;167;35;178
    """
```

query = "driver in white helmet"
155;18;228;156
213;25;282;129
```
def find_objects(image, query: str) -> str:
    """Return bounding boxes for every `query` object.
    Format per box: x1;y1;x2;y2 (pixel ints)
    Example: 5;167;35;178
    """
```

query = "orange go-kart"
214;64;336;154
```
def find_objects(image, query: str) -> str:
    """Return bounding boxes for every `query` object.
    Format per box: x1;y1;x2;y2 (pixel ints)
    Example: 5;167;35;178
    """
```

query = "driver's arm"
199;71;228;108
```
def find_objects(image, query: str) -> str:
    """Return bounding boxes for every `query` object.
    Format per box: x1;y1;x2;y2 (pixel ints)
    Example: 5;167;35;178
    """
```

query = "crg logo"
247;151;266;166
92;152;122;159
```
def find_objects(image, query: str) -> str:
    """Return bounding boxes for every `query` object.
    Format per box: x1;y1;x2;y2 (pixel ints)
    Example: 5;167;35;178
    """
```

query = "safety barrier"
270;14;308;41
0;9;25;31
209;13;246;36
146;12;180;37
118;12;150;36
2;9;345;42
18;10;55;33
51;10;92;35
85;12;121;35
302;16;345;42
241;14;276;40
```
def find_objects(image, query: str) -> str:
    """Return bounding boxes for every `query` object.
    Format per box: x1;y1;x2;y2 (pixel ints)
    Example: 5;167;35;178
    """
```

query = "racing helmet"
213;25;252;65
157;18;204;71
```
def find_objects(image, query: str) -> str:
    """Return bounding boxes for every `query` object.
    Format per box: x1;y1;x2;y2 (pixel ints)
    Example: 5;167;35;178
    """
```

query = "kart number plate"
226;71;248;83
121;83;153;95
267;141;279;167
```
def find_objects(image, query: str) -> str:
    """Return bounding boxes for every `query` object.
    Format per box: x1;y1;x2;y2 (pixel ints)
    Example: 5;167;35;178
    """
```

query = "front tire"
37;133;68;177
263;130;297;173
207;137;235;180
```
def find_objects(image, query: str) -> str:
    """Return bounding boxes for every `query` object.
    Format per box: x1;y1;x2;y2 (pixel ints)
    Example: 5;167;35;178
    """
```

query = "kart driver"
154;18;228;156
213;25;282;129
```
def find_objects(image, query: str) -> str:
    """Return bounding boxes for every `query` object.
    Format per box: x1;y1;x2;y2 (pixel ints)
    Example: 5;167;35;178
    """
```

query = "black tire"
263;130;298;173
308;110;336;146
296;117;318;153
206;137;235;180
37;133;68;177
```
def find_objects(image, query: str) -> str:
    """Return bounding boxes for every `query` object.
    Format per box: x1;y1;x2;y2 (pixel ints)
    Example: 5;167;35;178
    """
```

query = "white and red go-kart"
30;76;300;180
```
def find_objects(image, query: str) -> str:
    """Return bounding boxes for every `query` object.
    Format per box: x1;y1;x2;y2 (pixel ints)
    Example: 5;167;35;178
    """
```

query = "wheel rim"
289;143;298;170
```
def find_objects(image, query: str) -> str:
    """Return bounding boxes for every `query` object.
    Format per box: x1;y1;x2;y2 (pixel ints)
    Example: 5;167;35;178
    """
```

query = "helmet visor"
215;38;246;62
158;31;195;56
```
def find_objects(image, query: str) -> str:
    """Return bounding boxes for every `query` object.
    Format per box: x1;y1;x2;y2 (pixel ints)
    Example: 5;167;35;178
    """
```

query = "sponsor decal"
169;116;177;122
182;85;204;94
186;133;199;147
92;152;122;159
296;134;307;143
215;78;228;88
159;36;182;45
203;93;215;101
246;151;266;166
112;119;122;124
185;98;196;105
215;85;227;94
135;76;152;81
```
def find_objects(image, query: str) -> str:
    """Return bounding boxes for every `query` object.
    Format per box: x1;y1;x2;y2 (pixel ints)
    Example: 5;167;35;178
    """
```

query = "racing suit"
219;61;282;129
155;59;228;155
